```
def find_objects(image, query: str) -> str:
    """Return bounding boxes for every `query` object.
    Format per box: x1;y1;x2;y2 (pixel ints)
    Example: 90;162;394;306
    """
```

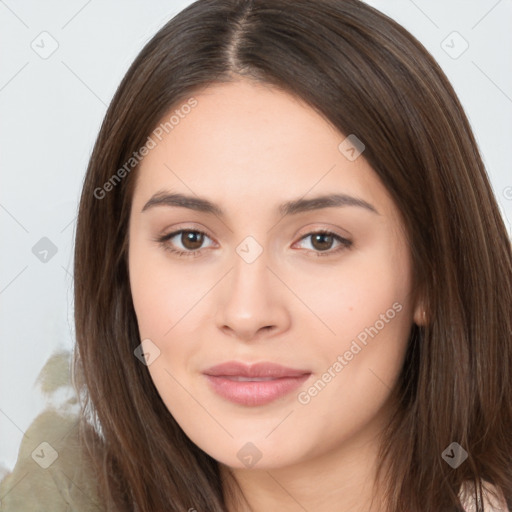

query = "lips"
204;361;310;379
203;361;311;406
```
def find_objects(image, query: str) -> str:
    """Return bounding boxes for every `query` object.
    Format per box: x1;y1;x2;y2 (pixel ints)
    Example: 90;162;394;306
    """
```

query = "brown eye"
181;230;204;250
157;228;214;257
310;232;335;251
294;230;352;257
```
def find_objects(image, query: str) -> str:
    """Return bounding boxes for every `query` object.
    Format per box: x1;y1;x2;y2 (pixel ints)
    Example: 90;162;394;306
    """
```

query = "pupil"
182;231;203;250
312;233;332;251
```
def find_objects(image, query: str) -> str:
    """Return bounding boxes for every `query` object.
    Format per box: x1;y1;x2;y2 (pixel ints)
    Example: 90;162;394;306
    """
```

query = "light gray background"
1;0;511;474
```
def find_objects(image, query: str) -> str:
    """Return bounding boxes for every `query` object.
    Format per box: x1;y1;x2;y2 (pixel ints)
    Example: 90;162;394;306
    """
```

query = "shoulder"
459;480;509;512
0;410;103;511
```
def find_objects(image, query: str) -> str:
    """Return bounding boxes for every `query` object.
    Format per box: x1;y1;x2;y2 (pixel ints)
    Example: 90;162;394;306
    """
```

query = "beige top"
0;410;102;511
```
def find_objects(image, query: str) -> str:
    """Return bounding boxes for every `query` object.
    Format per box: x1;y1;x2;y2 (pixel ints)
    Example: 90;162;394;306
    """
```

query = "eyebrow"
141;191;379;216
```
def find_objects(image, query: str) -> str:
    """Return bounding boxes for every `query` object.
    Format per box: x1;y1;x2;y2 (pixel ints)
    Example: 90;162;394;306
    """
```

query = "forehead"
131;79;390;217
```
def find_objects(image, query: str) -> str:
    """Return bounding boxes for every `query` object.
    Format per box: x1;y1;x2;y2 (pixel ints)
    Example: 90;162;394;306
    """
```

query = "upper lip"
203;361;310;378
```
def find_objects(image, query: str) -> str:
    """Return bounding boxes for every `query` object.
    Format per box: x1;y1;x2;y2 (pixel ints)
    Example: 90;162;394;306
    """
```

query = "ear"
413;299;428;326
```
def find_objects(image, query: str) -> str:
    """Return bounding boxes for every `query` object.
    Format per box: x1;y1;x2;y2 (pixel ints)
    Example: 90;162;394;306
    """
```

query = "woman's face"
128;79;423;471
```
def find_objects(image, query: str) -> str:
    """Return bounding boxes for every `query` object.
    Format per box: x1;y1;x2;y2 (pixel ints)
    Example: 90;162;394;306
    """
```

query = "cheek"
291;244;412;349
291;257;412;449
128;246;201;409
293;243;413;414
128;236;203;338
128;238;214;397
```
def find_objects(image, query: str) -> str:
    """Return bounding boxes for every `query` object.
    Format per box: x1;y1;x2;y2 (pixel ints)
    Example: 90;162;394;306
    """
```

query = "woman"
3;0;511;510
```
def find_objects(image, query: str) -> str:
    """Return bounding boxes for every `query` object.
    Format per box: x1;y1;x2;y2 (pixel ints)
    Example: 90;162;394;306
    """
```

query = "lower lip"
204;374;311;406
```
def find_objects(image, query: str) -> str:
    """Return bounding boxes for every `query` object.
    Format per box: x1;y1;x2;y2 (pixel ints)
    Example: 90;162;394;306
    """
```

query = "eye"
155;228;352;258
156;229;215;257
294;230;352;257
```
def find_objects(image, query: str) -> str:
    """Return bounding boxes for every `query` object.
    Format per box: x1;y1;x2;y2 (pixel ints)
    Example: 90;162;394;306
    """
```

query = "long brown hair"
73;0;512;510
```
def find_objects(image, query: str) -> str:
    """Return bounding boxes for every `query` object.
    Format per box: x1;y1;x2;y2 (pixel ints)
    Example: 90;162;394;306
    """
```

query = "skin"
128;79;425;512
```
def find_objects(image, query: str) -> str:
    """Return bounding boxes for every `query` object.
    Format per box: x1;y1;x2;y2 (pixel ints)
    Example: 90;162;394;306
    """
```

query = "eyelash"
155;228;352;258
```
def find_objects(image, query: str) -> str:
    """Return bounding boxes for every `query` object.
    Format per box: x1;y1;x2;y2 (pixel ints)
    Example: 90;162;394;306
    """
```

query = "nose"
214;248;291;342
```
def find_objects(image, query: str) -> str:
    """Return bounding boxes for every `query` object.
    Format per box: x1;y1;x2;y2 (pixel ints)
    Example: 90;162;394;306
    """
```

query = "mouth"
203;361;312;406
